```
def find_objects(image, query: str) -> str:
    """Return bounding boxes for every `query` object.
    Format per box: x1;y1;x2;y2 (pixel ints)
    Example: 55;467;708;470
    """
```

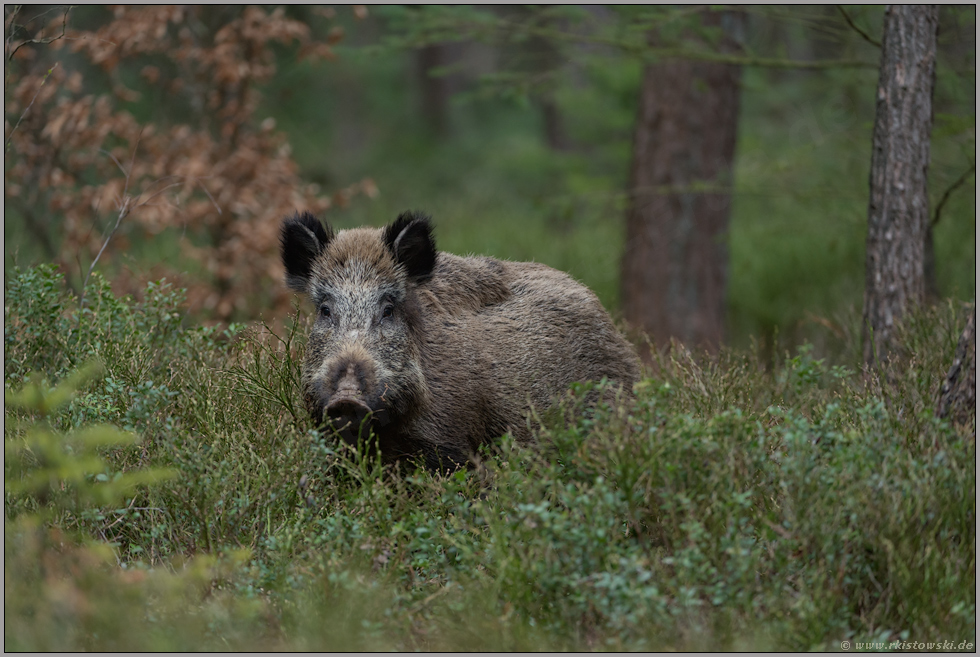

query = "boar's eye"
381;304;395;320
319;304;332;320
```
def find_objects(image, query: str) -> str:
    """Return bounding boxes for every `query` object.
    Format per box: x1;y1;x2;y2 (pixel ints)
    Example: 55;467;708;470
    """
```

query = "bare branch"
4;5;23;61
195;177;223;214
135;180;186;207
4;61;58;154
932;161;976;228
79;130;143;306
130;174;183;204
4;4;71;62
60;34;117;47
123;127;145;199
836;6;881;48
79;202;128;306
98;147;128;178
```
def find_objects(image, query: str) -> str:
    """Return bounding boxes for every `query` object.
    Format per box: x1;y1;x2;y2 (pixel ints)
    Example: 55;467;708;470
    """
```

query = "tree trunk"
620;10;744;354
418;43;452;137
924;222;939;302
539;90;570;152
527;23;570;152
499;6;571;151
936;302;976;436
861;5;940;366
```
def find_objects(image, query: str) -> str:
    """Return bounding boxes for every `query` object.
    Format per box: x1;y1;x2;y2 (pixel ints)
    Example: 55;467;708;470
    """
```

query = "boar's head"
280;211;435;447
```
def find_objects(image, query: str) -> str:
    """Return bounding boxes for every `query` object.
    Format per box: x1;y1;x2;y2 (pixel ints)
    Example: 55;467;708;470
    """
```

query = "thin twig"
4;61;58;154
59;34;117;47
836;6;881;48
137;180;185;206
98;147;128;178
80;202;129;305
76;187;107;283
75;129;212;314
3;5;23;65
932;161;976;228
78;129;144;307
196;178;222;214
4;4;71;62
122;126;144;199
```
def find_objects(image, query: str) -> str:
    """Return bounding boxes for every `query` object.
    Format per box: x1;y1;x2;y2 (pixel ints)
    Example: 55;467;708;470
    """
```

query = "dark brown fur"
281;211;640;470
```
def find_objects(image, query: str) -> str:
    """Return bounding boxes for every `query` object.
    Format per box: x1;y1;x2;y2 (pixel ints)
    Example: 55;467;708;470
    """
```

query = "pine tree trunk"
504;6;571;152
418;43;452;137
620;10;744;353
924;223;940;302
936;303;976;436
862;5;940;366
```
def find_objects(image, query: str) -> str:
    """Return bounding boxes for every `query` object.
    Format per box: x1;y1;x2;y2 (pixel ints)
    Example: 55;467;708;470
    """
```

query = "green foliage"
4;362;174;516
4;265;975;650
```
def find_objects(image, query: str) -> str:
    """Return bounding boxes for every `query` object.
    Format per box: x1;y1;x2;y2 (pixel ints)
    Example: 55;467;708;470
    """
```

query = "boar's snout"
326;397;373;438
323;362;389;441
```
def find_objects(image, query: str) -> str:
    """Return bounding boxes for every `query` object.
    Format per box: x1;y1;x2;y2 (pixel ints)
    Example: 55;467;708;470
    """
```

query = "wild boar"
280;210;640;470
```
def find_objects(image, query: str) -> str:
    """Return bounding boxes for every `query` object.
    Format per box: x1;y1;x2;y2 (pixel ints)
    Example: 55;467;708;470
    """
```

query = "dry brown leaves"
4;5;374;321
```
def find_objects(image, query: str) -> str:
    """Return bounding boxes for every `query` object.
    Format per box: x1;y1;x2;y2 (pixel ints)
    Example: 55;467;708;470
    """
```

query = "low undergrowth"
4;265;976;651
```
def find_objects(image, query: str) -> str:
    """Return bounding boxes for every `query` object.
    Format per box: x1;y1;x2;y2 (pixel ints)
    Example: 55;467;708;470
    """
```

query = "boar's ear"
280;212;333;292
383;211;436;282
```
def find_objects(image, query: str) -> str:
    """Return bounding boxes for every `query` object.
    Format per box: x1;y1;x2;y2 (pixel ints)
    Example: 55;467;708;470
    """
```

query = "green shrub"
4;265;976;650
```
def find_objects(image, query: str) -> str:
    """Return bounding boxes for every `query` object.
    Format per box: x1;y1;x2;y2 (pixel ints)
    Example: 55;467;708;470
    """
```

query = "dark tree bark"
936;303;976;435
527;27;570;152
861;5;940;366
539;85;570;152
418;43;452;137
924;223;939;302
499;6;571;151
620;10;744;354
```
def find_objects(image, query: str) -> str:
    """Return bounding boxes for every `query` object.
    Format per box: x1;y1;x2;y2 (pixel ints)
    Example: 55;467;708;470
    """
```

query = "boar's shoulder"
420;253;511;314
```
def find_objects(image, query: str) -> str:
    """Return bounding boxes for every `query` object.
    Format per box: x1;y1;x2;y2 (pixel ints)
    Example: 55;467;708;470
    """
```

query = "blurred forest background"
4;6;977;651
4;5;976;355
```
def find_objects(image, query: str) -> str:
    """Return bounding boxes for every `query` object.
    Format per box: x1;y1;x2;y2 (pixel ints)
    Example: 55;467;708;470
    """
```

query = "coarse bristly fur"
280;210;641;471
